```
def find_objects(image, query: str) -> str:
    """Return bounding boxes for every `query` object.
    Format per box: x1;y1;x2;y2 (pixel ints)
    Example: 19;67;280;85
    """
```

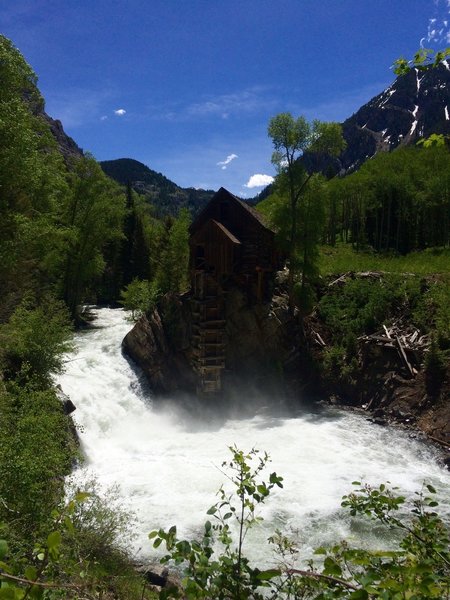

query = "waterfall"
58;307;450;563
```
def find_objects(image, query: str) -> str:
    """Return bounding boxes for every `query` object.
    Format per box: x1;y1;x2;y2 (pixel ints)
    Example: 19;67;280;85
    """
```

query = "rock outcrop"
122;288;297;397
42;113;83;162
122;294;196;394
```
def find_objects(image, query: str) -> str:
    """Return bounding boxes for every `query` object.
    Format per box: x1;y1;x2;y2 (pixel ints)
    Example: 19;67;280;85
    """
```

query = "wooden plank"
364;335;394;344
196;356;225;363
315;332;326;347
428;434;450;448
396;336;414;377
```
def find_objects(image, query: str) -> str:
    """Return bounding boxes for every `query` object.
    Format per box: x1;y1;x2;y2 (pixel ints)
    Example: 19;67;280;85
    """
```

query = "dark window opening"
195;244;205;268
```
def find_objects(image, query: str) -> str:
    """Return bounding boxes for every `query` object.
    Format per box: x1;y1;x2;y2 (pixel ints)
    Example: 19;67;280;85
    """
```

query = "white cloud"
244;174;274;188
114;108;126;116
145;86;279;123
100;115;108;121
424;0;450;44
152;86;279;121
183;87;278;120
217;153;238;170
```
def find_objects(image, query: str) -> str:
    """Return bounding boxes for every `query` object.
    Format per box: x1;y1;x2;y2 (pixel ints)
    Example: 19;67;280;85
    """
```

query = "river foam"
58;308;450;564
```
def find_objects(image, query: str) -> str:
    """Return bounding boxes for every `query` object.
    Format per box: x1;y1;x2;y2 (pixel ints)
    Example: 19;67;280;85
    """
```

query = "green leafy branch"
393;47;450;75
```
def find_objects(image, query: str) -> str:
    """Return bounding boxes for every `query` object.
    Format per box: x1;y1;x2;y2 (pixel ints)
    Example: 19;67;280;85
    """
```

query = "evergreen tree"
155;208;191;295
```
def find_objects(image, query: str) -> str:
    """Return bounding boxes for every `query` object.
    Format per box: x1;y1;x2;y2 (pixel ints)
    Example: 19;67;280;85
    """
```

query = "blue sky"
1;0;448;196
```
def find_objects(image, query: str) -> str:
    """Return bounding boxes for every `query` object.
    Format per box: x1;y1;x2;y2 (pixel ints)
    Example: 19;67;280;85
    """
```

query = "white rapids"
58;308;450;564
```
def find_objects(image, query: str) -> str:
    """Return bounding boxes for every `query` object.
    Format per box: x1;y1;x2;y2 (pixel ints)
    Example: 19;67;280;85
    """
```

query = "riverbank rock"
122;294;196;394
122;288;298;397
135;563;183;596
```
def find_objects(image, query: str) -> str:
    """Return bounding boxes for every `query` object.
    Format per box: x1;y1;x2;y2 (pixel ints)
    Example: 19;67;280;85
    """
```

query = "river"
57;307;450;565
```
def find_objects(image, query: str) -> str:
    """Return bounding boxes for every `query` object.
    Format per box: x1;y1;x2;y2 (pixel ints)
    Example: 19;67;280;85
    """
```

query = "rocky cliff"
335;62;450;174
122;287;297;398
42;113;83;162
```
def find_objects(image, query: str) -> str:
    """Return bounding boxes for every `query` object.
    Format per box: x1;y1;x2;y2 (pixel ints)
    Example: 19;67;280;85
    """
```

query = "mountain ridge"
301;62;450;178
47;64;450;213
100;157;216;217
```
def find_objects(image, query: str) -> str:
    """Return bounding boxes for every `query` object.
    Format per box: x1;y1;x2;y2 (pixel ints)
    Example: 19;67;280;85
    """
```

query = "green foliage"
330;482;450;598
412;277;450;349
60;155;126;319
149;449;450;599
120;278;160;320
315;274;447;385
417;133;449;148
267;112;345;312
150;446;284;599
0;35;42;107
0;486;154;600
0;296;72;386
154;208;191;295
0;37;69;323
0;382;75;539
318;277;397;341
319;245;450;276
1;445;449;600
323;145;450;254
58;480;140;590
322;345;359;384
394;46;450;75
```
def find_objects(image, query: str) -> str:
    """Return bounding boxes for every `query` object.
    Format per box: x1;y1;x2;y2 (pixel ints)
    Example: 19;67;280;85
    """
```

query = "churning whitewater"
58;308;450;564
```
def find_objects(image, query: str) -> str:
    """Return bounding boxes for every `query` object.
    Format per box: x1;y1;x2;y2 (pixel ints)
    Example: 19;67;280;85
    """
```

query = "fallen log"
396;335;414;377
428;434;450;449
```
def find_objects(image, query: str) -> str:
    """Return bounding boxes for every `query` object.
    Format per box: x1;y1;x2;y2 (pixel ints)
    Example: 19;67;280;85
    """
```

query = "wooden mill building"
188;187;280;394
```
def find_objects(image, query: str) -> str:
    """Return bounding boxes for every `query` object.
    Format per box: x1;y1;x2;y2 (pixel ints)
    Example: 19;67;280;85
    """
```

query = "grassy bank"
319;244;450;276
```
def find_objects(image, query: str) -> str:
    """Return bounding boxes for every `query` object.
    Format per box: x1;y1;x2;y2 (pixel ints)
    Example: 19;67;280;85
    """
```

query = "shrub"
0;486;154;600
318;278;394;342
0;295;72;386
413;278;450;350
120;278;159;320
0;381;76;543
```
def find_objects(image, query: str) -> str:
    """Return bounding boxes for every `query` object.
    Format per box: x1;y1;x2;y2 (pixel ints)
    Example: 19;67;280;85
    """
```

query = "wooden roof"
210;220;241;244
190;187;275;235
191;218;242;245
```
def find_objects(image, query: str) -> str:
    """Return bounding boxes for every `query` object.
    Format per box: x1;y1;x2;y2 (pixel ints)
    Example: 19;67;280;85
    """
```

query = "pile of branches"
359;321;429;378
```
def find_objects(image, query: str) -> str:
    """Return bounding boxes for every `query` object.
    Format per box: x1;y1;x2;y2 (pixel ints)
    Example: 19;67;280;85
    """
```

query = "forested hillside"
101;157;215;217
323;144;449;253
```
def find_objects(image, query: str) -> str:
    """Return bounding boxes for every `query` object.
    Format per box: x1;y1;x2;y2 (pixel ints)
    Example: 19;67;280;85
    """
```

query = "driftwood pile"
359;322;429;378
325;271;429;378
307;319;428;379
